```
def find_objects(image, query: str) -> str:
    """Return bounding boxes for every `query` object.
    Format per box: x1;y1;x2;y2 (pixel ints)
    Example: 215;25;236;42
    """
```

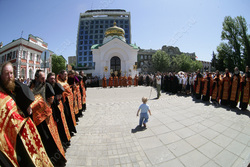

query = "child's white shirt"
139;104;150;114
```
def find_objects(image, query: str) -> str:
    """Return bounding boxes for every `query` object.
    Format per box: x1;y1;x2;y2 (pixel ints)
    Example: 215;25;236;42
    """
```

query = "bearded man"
47;73;71;149
0;62;52;167
57;70;77;135
30;70;66;166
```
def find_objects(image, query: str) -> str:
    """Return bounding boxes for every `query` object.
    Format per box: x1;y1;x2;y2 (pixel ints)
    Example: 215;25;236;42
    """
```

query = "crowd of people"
0;62;86;166
154;66;249;111
101;66;250;111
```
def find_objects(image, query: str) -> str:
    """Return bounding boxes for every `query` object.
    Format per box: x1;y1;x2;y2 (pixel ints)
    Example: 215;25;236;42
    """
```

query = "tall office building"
76;9;131;69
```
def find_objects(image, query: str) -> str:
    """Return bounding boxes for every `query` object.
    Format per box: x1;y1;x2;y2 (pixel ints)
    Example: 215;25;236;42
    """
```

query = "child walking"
137;97;152;128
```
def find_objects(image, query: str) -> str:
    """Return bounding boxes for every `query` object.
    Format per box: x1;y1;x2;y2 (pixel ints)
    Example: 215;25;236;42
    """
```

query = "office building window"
100;25;103;28
84;41;88;44
84;57;87;61
89;63;92;67
80;46;82;50
95;30;98;33
84;52;87;55
89;40;93;44
84;63;87;67
89;57;92;61
84;46;88;50
80;41;83;45
79;52;82;56
95;25;98;28
79;57;82;61
90;30;93;34
80;31;83;34
80;36;83;39
85;35;88;39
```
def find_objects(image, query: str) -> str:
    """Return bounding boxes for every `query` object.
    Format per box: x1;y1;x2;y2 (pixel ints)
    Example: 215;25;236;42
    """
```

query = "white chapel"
91;22;139;78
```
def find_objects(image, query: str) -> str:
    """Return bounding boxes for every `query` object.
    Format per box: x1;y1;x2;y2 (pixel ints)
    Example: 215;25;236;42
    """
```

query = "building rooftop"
85;9;126;13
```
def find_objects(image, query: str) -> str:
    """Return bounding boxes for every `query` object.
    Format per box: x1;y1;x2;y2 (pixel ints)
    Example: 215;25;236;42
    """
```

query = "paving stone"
144;146;175;165
185;134;209;148
138;136;163;150
198;141;223;158
167;139;194;157
235;133;250;145
166;121;185;130
158;158;184;167
179;149;209;167
222;127;240;139
150;125;171;135
174;127;196;139
226;140;246;156
158;132;182;145
214;149;238;167
202;160;221;167
200;128;220;140
212;134;233;147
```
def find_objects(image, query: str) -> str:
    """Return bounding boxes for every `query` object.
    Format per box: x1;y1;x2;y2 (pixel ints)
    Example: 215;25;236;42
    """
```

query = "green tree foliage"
216;16;250;71
152;50;170;72
152;51;202;72
51;54;66;75
190;59;203;72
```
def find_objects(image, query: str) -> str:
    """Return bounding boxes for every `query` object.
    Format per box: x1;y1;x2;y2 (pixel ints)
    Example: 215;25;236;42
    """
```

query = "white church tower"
91;22;138;78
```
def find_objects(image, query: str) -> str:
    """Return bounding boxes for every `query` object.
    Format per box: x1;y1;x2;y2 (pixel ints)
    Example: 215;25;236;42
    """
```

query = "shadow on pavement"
131;125;147;133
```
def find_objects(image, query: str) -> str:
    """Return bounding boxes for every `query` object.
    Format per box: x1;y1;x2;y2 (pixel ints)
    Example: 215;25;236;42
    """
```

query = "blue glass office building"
76;9;131;69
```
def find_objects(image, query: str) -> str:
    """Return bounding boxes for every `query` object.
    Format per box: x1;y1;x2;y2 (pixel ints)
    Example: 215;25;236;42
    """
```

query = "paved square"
65;86;250;167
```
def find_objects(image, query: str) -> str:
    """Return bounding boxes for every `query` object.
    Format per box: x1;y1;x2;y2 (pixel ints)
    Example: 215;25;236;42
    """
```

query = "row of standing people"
102;74;139;88
156;67;249;111
0;61;87;167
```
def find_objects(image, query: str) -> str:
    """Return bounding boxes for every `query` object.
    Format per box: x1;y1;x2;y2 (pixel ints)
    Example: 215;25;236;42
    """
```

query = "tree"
211;51;217;71
190;60;203;72
217;16;250;71
217;43;234;71
237;16;250;67
51;54;66;75
152;50;170;72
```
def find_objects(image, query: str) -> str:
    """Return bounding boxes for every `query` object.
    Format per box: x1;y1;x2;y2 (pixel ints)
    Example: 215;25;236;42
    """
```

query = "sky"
0;0;250;62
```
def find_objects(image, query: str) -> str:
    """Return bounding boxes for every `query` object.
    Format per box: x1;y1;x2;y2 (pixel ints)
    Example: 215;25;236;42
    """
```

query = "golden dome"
105;22;125;37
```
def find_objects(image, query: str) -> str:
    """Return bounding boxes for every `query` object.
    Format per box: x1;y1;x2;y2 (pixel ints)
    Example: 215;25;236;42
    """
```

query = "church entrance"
110;56;121;77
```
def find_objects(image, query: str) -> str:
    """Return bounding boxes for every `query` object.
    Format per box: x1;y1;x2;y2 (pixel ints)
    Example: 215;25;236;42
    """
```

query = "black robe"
51;98;70;149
